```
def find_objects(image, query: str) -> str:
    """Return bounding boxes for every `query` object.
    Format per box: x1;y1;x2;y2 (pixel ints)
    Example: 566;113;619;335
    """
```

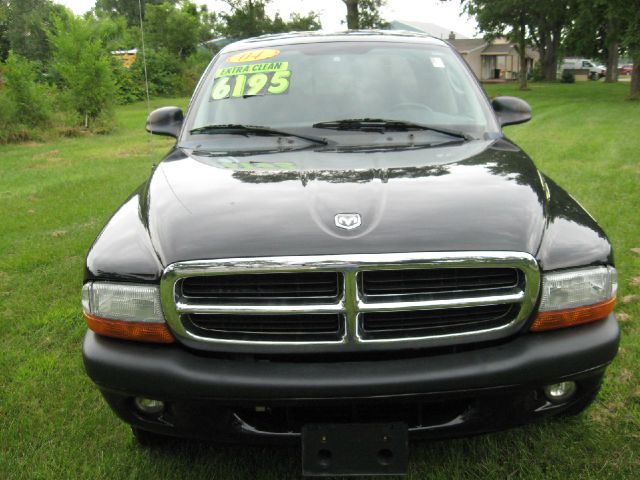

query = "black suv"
82;31;618;476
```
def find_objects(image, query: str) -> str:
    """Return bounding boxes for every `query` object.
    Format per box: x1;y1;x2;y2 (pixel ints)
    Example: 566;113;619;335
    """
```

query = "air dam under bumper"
83;314;619;442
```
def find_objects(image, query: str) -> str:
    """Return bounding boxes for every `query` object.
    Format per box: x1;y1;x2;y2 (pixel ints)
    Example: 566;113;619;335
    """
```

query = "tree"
92;13;140;52
220;0;267;38
342;0;388;29
598;2;623;84
565;1;620;83
145;2;200;59
464;0;533;90
4;0;67;64
565;0;640;96
277;12;321;32
620;0;640;99
220;0;320;39
49;15;116;126
343;0;358;28
3;51;52;126
195;4;221;43
527;0;575;82
0;1;9;61
599;0;640;97
358;0;389;29
95;0;178;26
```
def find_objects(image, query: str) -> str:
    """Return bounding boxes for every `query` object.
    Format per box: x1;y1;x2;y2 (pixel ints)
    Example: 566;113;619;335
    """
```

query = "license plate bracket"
301;422;408;477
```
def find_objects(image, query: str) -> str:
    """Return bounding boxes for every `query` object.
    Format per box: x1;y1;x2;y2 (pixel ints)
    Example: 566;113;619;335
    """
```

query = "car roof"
220;30;450;53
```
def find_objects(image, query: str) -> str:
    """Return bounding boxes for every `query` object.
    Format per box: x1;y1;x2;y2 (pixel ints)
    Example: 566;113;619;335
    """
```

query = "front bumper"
83;314;619;443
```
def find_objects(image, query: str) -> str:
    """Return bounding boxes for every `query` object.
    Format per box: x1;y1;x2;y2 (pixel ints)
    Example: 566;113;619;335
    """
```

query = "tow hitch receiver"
301;423;408;476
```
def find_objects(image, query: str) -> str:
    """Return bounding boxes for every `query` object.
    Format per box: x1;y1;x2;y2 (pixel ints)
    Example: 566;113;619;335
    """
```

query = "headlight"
82;282;174;343
531;266;617;332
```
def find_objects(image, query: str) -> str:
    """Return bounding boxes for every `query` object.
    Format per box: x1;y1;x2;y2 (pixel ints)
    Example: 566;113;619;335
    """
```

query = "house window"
481;56;496;80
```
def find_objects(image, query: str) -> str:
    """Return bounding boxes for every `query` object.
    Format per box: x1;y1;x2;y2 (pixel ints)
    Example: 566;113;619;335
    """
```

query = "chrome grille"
361;268;520;298
187;313;343;341
160;252;540;354
180;272;341;304
361;304;516;339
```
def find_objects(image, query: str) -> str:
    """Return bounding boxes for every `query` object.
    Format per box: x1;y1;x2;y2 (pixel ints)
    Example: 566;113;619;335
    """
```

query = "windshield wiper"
312;118;473;141
189;124;329;145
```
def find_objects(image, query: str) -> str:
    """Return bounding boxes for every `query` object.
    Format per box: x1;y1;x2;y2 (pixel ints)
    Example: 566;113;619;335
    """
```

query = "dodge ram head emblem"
335;213;362;230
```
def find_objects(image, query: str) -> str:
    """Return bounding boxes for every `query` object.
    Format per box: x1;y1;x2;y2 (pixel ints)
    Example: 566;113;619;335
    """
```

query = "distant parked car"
560;58;605;80
619;64;633;75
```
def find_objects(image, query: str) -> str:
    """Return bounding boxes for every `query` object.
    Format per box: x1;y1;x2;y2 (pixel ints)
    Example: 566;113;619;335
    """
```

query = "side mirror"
491;96;532;127
145;106;184;138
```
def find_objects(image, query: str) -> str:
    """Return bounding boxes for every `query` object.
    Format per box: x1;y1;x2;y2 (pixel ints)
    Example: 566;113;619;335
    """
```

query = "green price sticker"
211;61;291;100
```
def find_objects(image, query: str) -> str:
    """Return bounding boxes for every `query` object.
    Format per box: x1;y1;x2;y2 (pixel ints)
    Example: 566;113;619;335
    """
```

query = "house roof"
447;38;487;53
481;43;538;59
389;20;468;40
110;49;137;55
481;44;514;55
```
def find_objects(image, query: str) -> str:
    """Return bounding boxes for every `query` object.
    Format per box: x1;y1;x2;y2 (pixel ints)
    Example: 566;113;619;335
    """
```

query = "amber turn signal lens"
530;297;616;332
84;312;175;343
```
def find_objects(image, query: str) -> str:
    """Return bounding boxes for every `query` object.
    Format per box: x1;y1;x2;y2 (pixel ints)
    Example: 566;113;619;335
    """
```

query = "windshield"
183;41;499;146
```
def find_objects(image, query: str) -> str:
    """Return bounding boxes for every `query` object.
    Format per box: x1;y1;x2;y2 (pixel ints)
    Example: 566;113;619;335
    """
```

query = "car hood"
143;139;548;266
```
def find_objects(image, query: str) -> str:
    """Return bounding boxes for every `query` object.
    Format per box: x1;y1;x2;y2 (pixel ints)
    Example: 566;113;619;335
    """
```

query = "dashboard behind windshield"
184;41;499;141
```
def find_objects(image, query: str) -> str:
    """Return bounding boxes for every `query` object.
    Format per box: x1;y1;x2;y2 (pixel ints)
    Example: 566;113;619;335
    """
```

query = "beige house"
388;20;539;82
448;36;538;82
111;49;138;69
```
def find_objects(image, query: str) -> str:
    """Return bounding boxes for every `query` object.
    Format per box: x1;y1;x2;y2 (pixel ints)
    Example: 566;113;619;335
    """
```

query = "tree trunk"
539;29;552;81
544;29;561;81
541;51;557;81
536;28;561;82
248;0;256;37
630;55;640;100
344;0;359;29
605;41;619;83
605;16;619;83
518;19;528;90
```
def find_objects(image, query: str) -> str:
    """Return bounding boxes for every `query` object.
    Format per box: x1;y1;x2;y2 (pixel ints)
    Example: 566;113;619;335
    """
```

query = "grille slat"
362;268;519;297
187;313;342;341
181;272;341;301
363;305;510;327
364;271;514;283
362;304;515;338
184;287;336;296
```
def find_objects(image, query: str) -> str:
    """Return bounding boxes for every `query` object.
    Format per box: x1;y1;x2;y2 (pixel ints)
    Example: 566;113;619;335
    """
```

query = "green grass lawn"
1;82;639;479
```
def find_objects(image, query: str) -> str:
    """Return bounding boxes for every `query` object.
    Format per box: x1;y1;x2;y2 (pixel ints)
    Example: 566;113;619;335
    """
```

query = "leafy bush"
129;47;183;97
0;90;27;143
49;16;116;126
531;63;544;82
111;48;212;102
561;71;576;83
0;52;56;143
112;58;146;104
145;2;201;60
3;51;52;127
180;50;213;96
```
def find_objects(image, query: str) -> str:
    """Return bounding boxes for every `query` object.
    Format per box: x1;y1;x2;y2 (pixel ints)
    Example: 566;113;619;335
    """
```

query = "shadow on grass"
110;416;597;479
125;435;300;479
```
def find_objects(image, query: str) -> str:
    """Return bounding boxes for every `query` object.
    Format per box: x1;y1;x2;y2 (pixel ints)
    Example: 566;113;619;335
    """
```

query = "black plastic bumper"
83;314;619;442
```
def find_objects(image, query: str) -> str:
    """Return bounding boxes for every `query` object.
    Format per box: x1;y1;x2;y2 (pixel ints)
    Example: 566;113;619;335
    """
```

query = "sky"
55;0;479;38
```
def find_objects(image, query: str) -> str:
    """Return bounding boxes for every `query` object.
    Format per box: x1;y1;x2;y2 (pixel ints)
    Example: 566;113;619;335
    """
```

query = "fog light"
134;397;165;414
544;381;577;403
